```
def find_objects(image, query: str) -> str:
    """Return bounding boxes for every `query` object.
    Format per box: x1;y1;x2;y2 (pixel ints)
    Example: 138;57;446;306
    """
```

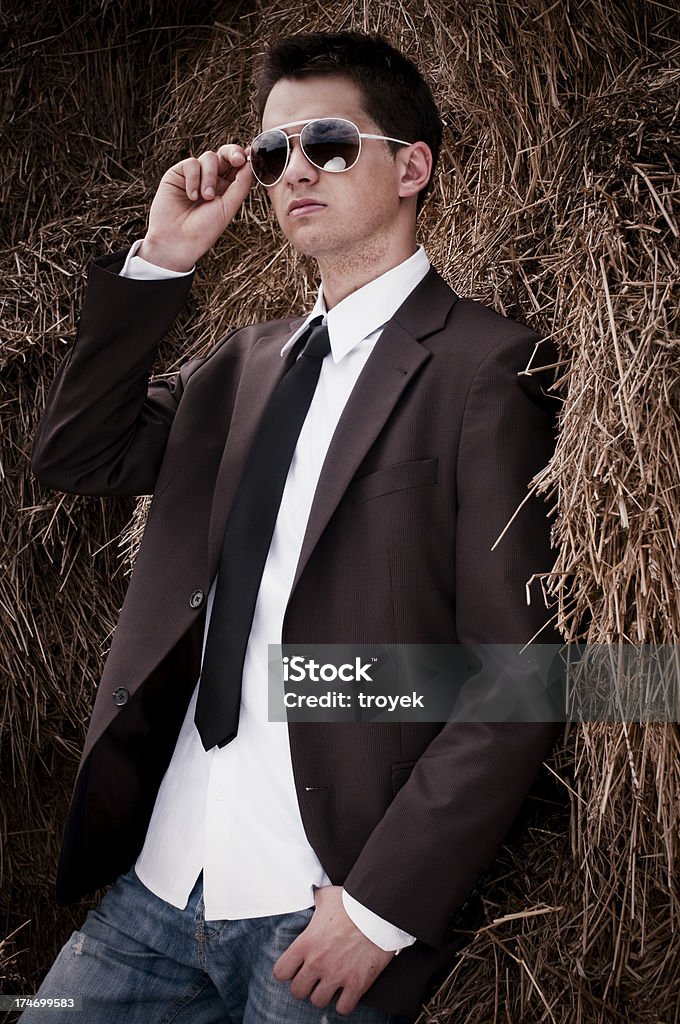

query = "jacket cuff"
120;239;196;280
341;889;417;953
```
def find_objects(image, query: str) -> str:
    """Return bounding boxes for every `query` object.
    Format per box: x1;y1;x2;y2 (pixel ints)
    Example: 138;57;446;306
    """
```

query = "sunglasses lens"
250;129;289;185
301;119;360;173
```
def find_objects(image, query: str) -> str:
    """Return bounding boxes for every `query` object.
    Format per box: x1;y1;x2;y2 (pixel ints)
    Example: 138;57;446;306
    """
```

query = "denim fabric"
19;867;416;1023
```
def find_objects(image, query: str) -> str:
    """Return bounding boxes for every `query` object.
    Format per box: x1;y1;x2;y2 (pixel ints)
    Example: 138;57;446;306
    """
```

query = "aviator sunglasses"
248;117;412;186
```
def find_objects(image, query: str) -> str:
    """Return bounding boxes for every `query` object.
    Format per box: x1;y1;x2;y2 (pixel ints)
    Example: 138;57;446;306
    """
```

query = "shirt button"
189;589;204;609
216;789;226;801
112;687;129;706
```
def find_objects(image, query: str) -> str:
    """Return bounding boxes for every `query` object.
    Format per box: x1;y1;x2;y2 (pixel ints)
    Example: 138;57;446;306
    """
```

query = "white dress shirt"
123;239;428;951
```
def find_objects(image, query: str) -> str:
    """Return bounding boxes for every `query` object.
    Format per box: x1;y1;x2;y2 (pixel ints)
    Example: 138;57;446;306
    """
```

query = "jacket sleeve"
31;249;201;497
343;328;563;949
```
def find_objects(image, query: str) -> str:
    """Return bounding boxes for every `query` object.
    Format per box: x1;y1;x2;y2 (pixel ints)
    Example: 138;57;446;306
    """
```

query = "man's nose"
282;138;320;185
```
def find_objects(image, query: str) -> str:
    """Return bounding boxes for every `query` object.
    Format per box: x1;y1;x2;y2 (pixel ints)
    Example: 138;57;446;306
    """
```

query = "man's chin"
284;231;334;260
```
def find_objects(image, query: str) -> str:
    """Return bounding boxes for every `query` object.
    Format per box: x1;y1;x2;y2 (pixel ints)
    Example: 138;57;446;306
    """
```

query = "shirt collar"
280;244;431;363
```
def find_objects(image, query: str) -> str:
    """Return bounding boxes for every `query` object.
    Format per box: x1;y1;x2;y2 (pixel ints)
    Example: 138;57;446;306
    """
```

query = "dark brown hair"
253;32;443;214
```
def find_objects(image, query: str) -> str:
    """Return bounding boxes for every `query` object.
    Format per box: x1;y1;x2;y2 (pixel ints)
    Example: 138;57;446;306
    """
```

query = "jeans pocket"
268;906;315;957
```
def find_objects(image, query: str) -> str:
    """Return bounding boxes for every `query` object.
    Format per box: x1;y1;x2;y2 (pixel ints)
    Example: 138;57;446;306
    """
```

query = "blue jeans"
19;866;416;1023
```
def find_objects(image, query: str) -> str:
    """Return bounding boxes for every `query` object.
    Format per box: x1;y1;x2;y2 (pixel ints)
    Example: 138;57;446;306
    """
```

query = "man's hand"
138;144;254;272
273;885;395;1016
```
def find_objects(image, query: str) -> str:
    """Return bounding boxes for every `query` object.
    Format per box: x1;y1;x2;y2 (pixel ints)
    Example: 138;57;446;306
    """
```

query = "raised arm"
31;144;254;496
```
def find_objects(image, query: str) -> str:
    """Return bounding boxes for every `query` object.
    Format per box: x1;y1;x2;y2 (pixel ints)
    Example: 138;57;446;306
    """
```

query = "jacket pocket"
350;457;438;505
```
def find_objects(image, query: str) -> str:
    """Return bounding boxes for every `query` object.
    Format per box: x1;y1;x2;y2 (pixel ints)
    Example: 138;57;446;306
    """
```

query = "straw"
2;1;678;1019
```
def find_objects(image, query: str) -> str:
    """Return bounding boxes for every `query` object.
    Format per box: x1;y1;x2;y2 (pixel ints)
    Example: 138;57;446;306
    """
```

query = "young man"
26;31;560;1024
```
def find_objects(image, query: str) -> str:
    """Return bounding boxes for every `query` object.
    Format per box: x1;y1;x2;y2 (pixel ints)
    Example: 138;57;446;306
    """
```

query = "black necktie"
194;319;331;750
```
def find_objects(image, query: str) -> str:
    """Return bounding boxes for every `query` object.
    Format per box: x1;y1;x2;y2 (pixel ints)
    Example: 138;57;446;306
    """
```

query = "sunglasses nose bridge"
281;132;320;183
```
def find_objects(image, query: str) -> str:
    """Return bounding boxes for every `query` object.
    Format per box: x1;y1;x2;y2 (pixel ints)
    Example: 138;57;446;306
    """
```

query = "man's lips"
287;199;326;218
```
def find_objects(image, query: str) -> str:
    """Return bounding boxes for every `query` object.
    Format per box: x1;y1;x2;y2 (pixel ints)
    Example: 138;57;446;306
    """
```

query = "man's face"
259;75;408;265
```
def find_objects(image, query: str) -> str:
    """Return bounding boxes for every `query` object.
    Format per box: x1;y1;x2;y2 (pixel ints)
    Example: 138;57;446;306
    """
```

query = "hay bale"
1;0;678;1020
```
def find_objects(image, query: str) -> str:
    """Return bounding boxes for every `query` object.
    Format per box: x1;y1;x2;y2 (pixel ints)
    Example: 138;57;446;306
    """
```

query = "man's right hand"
137;144;254;272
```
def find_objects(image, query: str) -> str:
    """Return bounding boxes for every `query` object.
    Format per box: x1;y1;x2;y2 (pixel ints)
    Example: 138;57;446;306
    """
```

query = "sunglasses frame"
248;117;412;187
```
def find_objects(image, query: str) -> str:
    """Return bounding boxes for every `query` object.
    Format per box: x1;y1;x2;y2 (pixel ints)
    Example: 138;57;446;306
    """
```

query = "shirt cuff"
341;890;417;953
120;239;195;280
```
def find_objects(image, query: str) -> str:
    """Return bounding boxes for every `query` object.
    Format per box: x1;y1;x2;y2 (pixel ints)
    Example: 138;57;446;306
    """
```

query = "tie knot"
301;321;331;361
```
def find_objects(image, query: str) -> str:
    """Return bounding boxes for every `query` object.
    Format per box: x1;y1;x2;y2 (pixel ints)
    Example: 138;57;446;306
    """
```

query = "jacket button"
112;687;129;706
189;589;204;609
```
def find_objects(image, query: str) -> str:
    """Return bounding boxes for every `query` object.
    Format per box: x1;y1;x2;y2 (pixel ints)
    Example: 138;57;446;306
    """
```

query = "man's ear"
397;142;433;202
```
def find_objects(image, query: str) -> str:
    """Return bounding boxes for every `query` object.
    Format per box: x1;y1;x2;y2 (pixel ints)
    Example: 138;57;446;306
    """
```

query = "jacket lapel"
290;267;457;595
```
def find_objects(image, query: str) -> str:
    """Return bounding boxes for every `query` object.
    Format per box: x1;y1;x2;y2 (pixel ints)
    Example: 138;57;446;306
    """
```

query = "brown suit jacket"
31;249;561;1015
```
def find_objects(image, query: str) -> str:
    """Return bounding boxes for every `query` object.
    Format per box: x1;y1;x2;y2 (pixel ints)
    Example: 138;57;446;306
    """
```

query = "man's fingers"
218;158;253;213
308;980;342;1009
166;146;251;207
179;157;201;201
288;962;325;1001
196;150;220;199
216;144;248;185
217;143;247;168
334;985;362;1016
272;939;305;982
